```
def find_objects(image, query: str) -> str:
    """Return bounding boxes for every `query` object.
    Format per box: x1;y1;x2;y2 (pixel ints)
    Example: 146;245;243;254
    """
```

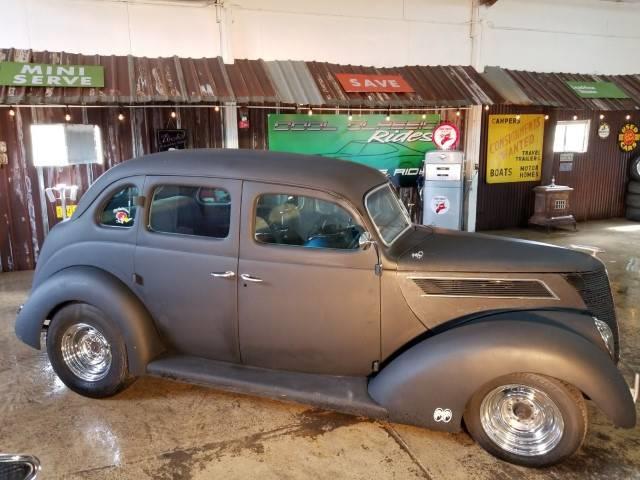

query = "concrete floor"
1;218;639;479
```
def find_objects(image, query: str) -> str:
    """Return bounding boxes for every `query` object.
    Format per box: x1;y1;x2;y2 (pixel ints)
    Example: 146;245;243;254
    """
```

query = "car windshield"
365;184;412;245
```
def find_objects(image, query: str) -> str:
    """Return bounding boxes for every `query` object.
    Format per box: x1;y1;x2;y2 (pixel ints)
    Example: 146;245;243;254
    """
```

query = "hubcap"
480;384;564;456
60;323;112;382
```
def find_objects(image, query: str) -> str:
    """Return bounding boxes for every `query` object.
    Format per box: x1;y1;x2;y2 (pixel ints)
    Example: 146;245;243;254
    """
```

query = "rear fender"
369;318;635;432
15;266;164;375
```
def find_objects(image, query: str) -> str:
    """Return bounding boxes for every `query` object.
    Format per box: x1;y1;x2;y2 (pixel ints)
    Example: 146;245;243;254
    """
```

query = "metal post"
224;102;238;149
463;105;483;232
60;188;68;221
470;0;484;71
216;1;234;64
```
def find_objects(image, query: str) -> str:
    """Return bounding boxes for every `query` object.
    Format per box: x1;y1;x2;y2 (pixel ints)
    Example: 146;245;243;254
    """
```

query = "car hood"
391;226;603;273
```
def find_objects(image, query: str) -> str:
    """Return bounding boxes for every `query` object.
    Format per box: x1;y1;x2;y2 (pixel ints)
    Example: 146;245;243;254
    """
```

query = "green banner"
267;114;440;186
0;61;104;88
566;81;629;99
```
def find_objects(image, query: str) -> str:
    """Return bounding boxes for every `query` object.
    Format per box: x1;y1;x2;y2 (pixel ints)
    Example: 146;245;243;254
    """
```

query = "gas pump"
422;150;464;230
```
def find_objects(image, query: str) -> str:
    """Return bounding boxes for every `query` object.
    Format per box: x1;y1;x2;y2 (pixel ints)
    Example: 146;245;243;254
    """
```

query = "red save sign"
335;73;415;93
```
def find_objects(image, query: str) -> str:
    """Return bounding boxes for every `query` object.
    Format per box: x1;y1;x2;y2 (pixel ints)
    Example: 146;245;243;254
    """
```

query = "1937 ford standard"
15;149;637;467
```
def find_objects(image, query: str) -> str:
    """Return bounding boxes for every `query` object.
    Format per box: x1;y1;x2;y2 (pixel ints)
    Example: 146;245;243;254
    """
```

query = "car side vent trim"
410;277;558;300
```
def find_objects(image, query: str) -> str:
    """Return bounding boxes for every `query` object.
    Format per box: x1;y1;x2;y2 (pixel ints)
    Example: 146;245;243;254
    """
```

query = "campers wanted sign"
0;62;105;87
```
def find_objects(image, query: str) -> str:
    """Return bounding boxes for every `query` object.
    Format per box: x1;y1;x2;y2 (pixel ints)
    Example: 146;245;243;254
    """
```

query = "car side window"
100;186;139;227
149;185;230;238
255;193;364;250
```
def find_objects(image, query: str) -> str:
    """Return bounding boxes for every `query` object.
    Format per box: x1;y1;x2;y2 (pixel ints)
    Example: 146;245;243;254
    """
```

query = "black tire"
626;206;640;222
464;373;587;467
46;303;134;398
631;156;640;181
626;193;640;209
628;181;640;195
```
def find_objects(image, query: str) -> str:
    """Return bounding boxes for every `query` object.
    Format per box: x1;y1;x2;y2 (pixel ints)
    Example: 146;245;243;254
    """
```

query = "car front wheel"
46;303;134;398
464;373;587;467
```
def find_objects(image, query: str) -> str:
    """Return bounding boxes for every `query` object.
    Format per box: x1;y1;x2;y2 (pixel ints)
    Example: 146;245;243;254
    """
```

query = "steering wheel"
306;218;362;249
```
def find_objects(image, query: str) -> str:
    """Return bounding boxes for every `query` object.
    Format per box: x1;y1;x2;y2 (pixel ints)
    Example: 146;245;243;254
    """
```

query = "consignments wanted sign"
486;114;545;184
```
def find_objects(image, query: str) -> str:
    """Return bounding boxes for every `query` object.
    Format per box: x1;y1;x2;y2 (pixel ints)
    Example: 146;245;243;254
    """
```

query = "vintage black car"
15;149;637;467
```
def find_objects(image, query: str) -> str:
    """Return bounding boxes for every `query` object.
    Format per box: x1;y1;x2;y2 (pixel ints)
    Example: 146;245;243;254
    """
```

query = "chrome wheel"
60;323;112;382
480;384;564;457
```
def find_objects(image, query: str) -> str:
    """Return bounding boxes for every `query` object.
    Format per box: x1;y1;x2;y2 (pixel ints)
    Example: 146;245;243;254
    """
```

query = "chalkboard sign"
157;129;187;151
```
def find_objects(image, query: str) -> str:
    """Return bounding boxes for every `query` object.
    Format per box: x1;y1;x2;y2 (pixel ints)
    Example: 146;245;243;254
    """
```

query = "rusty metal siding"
0;105;224;271
1;49;504;108
305;62;502;108
179;57;234;104
0;108;45;271
0;49;234;104
484;68;640;111
476;106;632;230
225;59;278;104
238;108;278;150
476;105;551;231
550;110;633;221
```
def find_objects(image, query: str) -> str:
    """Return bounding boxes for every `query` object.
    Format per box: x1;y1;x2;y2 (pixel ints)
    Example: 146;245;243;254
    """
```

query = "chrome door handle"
210;271;235;278
240;273;263;283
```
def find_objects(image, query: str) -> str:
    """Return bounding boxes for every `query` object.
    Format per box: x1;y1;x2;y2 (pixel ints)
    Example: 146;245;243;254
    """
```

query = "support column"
224;102;238;149
463;105;483;232
216;1;233;64
470;0;484;72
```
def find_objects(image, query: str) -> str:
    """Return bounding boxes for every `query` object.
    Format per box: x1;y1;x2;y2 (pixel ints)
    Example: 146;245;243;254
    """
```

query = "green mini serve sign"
565;81;629;99
0;62;104;88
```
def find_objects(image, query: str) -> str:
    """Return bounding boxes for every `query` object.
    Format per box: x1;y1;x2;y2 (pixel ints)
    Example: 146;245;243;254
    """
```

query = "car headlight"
594;317;614;358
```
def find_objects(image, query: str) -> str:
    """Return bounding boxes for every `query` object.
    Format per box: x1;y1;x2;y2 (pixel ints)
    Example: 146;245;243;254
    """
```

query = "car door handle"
210;271;236;278
240;273;263;283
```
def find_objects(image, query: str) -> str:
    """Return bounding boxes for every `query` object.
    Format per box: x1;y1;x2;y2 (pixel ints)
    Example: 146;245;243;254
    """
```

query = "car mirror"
358;231;375;251
0;454;41;480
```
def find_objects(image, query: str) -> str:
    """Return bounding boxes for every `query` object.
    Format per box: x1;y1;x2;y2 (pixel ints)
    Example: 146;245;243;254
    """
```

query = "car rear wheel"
46;303;134;398
464;373;587;467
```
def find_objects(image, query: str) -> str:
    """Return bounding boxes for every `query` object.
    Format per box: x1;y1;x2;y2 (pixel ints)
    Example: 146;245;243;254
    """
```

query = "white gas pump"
422;150;464;230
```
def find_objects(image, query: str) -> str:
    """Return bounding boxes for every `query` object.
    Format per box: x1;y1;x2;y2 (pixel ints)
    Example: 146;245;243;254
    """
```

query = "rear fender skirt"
15;266;164;375
369;319;635;432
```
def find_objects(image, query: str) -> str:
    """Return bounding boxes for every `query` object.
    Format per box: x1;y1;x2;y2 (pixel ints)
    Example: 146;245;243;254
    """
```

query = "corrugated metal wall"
0;106;224;271
476;105;549;231
0;108;44;271
476;106;634;230
550;110;634;221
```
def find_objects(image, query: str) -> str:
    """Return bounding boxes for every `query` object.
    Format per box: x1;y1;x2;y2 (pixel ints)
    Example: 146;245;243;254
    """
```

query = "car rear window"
149;185;231;238
100;186;139;227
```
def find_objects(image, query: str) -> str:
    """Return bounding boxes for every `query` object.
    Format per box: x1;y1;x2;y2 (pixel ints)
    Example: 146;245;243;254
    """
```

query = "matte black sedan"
16;149;637;467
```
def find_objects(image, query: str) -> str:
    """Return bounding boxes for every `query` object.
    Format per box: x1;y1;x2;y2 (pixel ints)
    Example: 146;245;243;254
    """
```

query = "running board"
147;355;388;419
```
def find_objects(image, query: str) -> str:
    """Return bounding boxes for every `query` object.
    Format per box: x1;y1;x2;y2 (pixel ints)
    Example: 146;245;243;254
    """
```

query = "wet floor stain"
137;409;371;480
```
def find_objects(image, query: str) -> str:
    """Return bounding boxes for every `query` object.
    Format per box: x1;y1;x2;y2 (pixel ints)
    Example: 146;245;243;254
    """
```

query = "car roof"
78;149;389;215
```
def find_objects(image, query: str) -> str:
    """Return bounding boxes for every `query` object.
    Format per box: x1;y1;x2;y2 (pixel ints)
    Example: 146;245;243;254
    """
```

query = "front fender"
369;318;635;432
15;266;164;375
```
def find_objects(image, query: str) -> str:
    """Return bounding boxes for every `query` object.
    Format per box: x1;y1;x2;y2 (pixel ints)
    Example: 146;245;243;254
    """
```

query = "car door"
238;181;380;376
135;175;241;362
